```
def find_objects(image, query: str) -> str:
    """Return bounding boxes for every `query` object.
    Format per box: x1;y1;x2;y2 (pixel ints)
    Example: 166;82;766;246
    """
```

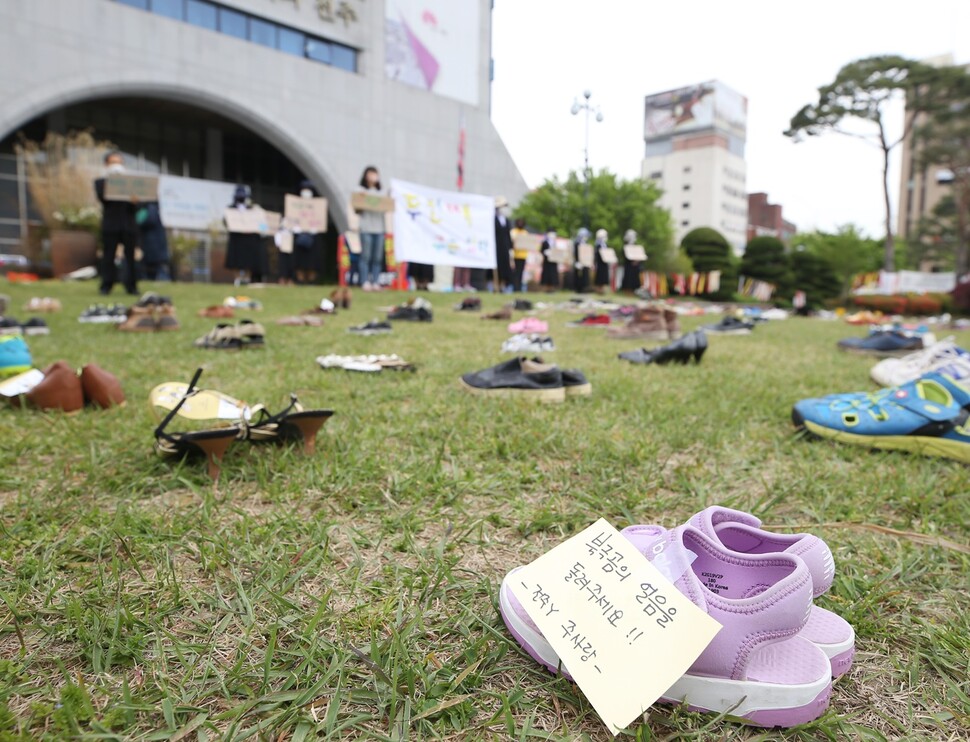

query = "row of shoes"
460;357;591;404
194;320;265;350
499;505;854;728
1;360;125;411
117;293;181;332
150;368;333;480
502;334;555;354
793;337;970;463
619;329;707;365
316;354;415;372
837;327;932;357
0;316;49;336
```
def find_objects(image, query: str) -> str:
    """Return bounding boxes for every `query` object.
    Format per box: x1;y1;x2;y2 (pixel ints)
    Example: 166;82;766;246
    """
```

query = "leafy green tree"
680;227;736;300
790;250;841;308
514;169;676;270
740;236;793;298
785;55;946;270
792;225;884;295
914;68;970;275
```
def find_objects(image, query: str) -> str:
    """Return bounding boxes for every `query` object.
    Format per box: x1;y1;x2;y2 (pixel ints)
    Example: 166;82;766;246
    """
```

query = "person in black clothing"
292;180;320;284
225;185;267;285
539;231;560;292
493;196;514;292
619;228;643;293
573;227;591;293
95;151;139;295
136;201;170;280
593;228;610;293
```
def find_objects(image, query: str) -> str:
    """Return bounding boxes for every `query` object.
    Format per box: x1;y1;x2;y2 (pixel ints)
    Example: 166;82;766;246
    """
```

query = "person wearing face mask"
593;228;611;294
539;230;560;292
355;166;385;291
94;151;139;295
292;180;320;285
619;228;643;294
493;196;514;293
224;185;267;286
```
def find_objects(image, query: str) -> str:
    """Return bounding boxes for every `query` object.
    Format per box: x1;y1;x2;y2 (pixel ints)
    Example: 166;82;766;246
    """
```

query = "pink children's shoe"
508;317;549;334
499;524;833;728
686;506;855;678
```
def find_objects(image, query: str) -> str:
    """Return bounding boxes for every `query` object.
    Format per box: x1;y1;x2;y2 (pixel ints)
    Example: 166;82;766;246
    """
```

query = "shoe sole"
498;577;831;727
839;346;920;358
459;378;565;403
564;383;592;398
706;328;752;335
800;419;970;463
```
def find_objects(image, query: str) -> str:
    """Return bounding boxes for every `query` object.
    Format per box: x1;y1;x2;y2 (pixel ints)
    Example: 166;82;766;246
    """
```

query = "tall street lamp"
571;89;603;229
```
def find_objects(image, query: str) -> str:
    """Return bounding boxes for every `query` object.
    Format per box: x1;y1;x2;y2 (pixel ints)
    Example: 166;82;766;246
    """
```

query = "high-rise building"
747;192;796;244
0;0;526;279
897;53;968;244
641;81;748;252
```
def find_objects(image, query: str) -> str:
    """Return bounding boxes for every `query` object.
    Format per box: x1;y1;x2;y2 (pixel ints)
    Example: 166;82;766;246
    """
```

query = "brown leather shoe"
80;363;126;409
664;308;682;339
198;305;234;319
482;306;512;320
118;305;157;332
607;305;668;340
156;304;180;331
26;361;84;412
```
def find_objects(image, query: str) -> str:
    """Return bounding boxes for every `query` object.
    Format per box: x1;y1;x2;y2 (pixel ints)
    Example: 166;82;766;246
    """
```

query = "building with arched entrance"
0;0;527;281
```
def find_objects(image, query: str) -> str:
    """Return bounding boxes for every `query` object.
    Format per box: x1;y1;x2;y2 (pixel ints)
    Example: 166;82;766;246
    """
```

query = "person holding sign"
572;228;591;294
355;166;386;291
292;180;321;285
539;231;560;292
619;228;644;294
224;185;268;286
511;219;530;292
94;151;139;296
593;228;612;294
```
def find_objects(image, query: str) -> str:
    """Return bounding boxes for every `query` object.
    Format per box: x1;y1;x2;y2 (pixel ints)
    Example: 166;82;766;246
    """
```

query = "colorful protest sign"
513;232;543;252
390;179;496;269
284;195;329;233
351;191;396;213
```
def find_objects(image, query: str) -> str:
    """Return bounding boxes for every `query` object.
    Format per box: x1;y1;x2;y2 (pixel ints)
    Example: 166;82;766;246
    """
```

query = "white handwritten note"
509;519;721;735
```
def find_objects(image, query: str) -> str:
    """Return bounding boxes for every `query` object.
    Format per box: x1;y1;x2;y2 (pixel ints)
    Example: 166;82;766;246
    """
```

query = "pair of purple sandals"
499;506;854;728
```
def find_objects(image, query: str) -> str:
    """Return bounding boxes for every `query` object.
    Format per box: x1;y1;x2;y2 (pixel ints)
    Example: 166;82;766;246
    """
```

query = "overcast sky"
489;0;970;239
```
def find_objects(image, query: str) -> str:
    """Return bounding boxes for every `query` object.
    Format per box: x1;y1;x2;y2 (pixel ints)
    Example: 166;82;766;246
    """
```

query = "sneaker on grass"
793;372;970;463
460;357;565;403
499;524;833;727
869;337;970;386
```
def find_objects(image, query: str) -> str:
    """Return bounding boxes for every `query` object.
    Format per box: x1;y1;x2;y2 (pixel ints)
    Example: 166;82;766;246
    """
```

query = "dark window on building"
218;7;247;38
683;166;691;173
648;171;661;180
683;184;691;190
306;39;332;64
151;0;183;20
186;0;217;29
682;202;690;209
249;17;276;48
332;44;357;72
112;0;357;73
278;27;305;57
681;220;690;227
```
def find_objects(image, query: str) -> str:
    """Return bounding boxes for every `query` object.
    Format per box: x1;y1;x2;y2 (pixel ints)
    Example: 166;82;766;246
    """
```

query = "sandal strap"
154;367;204;443
245;394;303;437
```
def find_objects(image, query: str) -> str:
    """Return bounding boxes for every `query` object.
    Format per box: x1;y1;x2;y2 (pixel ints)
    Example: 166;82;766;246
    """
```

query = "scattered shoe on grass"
460;357;590;403
618;330;707;365
792;372;970;463
837;330;926;358
0;335;32;377
348;320;393;336
502;334;554;354
869;337;970;387
702;316;755;335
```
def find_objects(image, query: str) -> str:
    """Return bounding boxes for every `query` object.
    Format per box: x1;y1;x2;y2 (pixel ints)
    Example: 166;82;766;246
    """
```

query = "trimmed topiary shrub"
680;227;736;301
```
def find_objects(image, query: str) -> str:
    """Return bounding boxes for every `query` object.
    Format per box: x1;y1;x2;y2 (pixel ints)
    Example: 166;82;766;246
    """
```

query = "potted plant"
16;131;112;277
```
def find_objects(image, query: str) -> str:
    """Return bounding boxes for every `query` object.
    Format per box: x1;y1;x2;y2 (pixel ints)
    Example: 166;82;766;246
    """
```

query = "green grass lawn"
1;280;968;741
